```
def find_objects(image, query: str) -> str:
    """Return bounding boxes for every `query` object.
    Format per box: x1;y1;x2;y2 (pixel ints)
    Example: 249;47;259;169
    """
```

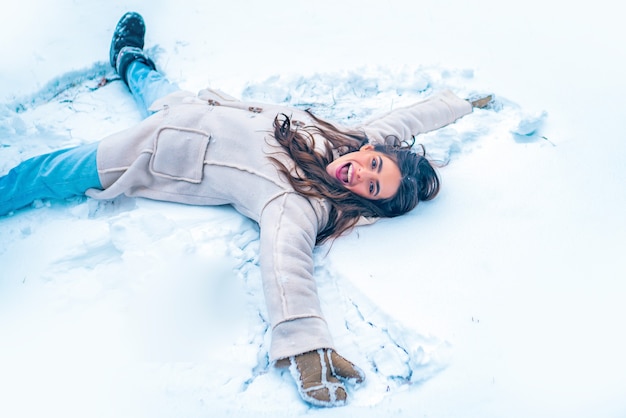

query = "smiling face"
325;144;402;200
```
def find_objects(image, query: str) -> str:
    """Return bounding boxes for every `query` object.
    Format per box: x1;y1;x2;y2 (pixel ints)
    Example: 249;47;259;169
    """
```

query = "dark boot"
109;12;156;85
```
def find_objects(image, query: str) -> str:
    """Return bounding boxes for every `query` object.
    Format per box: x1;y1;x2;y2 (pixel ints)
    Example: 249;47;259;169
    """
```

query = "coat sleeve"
359;90;473;145
259;192;334;361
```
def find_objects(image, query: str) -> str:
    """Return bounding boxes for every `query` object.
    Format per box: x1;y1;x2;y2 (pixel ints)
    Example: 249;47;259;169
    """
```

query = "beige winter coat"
86;88;472;361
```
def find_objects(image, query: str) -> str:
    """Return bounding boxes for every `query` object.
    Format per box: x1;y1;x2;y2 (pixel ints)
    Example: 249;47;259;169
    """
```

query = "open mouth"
336;163;353;185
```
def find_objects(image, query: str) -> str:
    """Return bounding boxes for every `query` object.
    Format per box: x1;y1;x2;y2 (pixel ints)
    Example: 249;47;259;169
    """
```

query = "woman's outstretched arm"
360;90;473;145
258;192;364;406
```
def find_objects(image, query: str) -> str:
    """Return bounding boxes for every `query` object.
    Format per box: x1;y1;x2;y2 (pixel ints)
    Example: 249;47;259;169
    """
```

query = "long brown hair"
270;111;439;244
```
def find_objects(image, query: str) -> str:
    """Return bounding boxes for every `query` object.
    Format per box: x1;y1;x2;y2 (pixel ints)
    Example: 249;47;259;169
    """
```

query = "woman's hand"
276;348;365;407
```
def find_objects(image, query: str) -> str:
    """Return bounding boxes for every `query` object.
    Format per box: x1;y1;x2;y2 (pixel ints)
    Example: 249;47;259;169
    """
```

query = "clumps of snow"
511;110;548;141
241;65;545;165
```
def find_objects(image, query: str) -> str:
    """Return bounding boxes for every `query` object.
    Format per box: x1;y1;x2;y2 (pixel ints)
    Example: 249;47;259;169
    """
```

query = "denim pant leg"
0;63;179;217
126;60;180;118
0;142;101;216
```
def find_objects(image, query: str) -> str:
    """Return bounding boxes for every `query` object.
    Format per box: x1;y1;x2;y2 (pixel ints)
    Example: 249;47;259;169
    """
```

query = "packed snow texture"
1;1;625;418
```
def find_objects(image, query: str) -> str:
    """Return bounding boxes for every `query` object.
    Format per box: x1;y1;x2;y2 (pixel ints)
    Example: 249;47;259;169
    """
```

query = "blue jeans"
0;61;179;216
126;60;180;118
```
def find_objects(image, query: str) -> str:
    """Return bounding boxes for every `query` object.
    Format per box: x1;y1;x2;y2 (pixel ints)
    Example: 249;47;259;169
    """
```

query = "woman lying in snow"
0;12;492;407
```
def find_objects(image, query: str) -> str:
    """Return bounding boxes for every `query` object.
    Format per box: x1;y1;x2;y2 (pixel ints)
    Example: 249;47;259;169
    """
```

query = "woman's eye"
369;182;375;194
371;158;377;169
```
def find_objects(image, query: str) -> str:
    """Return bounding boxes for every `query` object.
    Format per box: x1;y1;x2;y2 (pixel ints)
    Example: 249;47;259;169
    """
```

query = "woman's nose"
356;167;372;181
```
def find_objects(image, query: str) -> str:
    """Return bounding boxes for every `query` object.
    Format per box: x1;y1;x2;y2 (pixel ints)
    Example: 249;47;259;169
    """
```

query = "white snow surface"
1;1;625;417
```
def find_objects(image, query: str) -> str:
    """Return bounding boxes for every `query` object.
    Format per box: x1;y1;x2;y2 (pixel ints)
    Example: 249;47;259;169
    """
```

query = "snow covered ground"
1;1;625;417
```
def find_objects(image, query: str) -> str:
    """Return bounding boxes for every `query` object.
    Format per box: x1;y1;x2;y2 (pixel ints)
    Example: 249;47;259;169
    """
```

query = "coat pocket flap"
150;127;210;183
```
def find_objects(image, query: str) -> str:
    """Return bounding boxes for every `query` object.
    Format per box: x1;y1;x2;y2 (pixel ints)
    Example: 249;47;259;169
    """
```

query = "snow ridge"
241;65;547;163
